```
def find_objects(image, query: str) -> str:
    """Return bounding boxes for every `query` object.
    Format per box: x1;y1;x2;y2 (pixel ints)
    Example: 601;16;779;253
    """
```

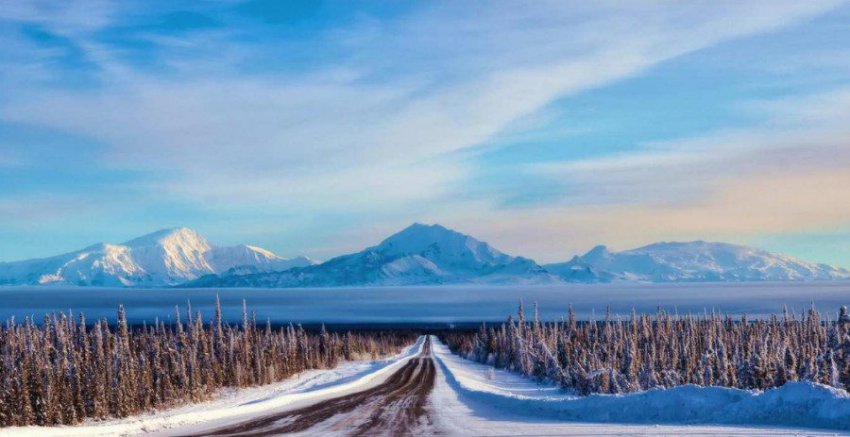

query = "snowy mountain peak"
375;223;507;266
5;226;849;288
185;223;557;288
582;245;612;261
546;240;850;283
123;227;209;249
377;223;464;249
0;228;312;287
241;245;276;258
638;240;735;252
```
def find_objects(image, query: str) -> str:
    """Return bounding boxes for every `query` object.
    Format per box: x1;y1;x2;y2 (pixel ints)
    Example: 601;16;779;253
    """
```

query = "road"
0;333;841;437
180;337;436;437
160;335;848;437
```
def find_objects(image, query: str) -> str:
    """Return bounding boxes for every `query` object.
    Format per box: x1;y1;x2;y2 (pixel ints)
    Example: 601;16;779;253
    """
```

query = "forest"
0;299;414;427
6;298;850;429
442;303;850;395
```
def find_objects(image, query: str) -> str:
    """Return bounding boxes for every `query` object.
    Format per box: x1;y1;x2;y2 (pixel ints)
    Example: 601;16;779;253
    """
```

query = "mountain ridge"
184;224;850;288
184;223;557;288
0;228;315;287
2;224;848;287
544;240;850;283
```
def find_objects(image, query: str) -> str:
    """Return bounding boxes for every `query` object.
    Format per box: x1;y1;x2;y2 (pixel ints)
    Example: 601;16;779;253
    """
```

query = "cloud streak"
0;0;848;263
453;87;850;263
3;2;839;209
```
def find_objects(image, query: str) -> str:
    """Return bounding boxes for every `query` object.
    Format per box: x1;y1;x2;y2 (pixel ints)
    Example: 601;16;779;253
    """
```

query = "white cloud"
0;0;116;34
1;1;847;262
0;195;104;228
449;87;850;262
2;1;839;216
530;87;850;207
447;169;850;264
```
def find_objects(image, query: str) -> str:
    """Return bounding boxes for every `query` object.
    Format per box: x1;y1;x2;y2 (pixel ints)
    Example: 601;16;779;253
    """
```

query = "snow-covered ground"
430;335;850;436
0;337;425;437
5;335;849;436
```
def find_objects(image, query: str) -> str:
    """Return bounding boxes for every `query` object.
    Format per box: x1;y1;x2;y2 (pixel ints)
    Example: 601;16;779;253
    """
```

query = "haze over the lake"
1;282;847;324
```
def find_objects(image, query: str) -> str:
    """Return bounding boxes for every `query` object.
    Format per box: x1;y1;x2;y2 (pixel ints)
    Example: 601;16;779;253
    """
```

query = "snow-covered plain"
0;338;425;437
430;335;850;436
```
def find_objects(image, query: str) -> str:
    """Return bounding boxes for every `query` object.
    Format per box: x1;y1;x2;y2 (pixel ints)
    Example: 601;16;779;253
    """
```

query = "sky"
2;0;850;266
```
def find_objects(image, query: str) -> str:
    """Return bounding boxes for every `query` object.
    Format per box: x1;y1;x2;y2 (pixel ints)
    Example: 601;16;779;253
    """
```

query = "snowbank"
0;336;425;437
432;336;850;432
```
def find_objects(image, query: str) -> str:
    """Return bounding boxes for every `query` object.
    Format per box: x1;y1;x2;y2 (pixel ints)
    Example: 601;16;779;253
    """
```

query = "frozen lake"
0;282;848;325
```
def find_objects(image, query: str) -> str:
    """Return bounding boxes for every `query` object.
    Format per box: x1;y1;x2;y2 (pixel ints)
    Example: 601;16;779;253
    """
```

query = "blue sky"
2;0;850;266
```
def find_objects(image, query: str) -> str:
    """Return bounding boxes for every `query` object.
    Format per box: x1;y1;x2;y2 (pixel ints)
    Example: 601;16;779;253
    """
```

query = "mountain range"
1;224;848;287
185;223;556;288
543;242;850;282
0;228;315;286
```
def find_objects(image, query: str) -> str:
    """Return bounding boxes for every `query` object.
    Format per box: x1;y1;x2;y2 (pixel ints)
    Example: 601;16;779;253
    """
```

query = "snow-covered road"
0;338;426;437
177;336;436;436
4;335;849;436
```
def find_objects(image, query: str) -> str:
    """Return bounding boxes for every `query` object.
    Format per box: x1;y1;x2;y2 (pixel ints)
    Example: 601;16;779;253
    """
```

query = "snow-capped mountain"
4;226;848;287
185;223;557;287
0;228;315;286
544;241;850;282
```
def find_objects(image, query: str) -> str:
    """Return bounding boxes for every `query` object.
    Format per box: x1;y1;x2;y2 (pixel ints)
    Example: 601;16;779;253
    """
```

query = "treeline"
0;299;414;427
443;303;850;395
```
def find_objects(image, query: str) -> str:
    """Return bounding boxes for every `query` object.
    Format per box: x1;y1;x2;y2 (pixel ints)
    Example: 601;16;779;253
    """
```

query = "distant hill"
4;225;847;287
184;223;557;287
0;228;315;286
544;241;850;282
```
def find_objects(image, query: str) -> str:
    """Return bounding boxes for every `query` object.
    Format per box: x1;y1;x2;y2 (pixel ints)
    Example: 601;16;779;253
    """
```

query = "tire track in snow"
180;337;435;436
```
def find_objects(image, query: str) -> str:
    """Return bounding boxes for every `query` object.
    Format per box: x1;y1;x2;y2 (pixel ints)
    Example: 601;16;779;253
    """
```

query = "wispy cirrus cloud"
448;87;850;263
2;2;839;209
527;87;850;207
452;169;850;264
0;0;848;263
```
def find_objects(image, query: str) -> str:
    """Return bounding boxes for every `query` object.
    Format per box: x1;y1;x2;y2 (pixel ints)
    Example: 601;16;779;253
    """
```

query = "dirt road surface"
181;337;436;436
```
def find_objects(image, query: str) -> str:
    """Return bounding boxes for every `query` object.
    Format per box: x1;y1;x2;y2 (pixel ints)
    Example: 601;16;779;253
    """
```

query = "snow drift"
432;336;850;431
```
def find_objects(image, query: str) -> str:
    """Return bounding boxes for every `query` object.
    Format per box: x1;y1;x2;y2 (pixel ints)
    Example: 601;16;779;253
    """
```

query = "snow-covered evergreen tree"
443;305;850;396
0;302;413;426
